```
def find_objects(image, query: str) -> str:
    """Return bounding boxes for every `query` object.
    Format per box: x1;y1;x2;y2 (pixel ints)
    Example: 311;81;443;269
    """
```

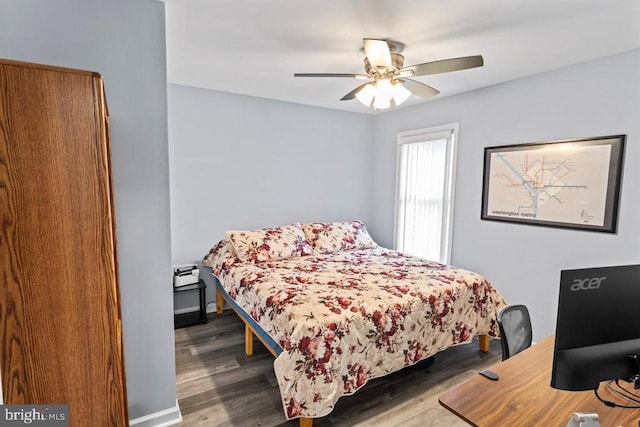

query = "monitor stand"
566;412;600;427
630;354;640;389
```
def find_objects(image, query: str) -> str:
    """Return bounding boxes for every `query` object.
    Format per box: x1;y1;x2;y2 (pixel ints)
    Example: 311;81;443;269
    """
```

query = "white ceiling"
164;0;640;115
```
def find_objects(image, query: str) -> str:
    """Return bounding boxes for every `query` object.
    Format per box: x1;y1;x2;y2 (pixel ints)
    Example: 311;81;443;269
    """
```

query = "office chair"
497;305;532;361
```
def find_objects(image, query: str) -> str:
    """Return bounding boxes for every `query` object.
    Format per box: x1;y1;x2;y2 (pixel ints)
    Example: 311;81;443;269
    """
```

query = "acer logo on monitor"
570;277;606;291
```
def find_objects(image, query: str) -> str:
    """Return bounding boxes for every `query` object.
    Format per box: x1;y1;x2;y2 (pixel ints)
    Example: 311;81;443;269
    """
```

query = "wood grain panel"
0;59;127;426
439;336;640;426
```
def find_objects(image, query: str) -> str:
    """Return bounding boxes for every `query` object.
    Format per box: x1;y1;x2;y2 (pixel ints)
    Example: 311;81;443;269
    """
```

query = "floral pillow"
226;223;315;263
301;220;377;254
202;239;241;275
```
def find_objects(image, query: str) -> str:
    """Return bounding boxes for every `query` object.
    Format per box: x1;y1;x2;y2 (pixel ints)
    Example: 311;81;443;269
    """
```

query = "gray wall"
370;49;640;340
168;51;640;339
168;84;373;307
0;0;177;421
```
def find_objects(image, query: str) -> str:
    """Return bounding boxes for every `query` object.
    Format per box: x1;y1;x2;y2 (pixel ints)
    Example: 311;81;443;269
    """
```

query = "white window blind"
394;124;458;264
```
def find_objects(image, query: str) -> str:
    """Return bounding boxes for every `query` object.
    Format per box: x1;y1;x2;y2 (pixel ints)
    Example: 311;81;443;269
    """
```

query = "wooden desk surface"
439;336;640;426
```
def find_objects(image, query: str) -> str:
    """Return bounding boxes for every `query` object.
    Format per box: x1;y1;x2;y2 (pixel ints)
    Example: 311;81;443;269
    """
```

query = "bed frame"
213;278;490;427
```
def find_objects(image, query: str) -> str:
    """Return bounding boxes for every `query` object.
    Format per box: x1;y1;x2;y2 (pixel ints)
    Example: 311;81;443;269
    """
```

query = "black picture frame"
481;135;625;233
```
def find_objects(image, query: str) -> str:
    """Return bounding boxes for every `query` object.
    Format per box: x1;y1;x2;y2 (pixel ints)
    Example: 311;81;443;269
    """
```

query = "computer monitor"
551;264;640;391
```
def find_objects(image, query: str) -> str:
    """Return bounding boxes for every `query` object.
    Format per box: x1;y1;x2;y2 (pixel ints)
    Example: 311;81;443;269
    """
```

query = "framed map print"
481;135;625;233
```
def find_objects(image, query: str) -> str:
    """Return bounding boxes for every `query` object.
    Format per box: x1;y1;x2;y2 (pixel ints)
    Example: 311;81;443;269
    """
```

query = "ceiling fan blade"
402;55;484;77
340;82;372;101
400;79;440;99
363;38;392;69
294;73;369;79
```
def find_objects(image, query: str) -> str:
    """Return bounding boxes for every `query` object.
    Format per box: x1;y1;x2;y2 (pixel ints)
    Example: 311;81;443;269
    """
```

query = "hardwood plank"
175;310;501;426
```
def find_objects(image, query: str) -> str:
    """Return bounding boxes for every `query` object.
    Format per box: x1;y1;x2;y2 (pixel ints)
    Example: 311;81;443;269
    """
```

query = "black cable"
606;384;636;403
606;381;640;404
594;384;640;409
611;379;640;403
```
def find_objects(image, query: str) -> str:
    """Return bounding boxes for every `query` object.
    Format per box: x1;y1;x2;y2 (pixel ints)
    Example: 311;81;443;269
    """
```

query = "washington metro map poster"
481;135;625;232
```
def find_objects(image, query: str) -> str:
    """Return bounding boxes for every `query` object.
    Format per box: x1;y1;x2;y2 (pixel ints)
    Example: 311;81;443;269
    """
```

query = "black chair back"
497;305;532;361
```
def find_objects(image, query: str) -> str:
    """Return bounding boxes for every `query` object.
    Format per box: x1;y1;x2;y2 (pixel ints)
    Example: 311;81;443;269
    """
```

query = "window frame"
393;122;459;264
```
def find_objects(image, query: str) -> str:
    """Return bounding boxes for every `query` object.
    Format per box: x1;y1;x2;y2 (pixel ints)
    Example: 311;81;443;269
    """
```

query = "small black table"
173;279;207;328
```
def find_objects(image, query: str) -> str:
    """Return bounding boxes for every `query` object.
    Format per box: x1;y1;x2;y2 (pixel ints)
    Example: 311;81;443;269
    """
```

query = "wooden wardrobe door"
0;59;128;426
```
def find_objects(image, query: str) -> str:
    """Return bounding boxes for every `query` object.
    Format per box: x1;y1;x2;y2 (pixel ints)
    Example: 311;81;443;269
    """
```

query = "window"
394;123;458;264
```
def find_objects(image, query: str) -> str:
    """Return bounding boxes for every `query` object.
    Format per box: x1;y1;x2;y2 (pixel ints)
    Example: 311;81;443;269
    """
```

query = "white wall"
370;49;640;340
168;84;373;307
0;0;177;422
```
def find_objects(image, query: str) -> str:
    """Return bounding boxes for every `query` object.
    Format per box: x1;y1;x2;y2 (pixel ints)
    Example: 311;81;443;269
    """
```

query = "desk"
439;336;640;426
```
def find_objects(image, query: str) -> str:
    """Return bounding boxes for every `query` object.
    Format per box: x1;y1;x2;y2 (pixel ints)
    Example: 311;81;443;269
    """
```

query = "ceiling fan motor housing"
364;52;405;77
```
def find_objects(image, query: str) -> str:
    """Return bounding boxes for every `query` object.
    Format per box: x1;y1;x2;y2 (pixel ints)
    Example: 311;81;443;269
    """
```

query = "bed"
202;221;507;426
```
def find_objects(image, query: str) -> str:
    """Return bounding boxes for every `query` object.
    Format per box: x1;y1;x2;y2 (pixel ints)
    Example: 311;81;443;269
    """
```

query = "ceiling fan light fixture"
375;78;392;93
294;38;484;111
355;83;376;106
372;79;393;110
391;81;412;106
373;95;391;110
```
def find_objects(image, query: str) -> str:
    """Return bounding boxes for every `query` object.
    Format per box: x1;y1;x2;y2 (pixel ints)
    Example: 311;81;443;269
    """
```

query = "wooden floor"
175;310;502;426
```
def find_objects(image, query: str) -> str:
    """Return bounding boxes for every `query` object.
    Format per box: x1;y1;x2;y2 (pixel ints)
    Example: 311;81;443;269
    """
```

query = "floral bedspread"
212;246;507;420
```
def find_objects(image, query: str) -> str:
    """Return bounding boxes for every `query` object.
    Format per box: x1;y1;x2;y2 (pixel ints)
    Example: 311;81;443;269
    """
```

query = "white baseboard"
129;401;182;427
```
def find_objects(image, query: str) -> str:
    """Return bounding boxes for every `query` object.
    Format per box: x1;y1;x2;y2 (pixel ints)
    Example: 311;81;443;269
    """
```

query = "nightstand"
174;279;207;329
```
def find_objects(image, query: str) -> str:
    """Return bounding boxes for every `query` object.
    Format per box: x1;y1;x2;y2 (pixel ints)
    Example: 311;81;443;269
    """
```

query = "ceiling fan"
294;38;484;110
